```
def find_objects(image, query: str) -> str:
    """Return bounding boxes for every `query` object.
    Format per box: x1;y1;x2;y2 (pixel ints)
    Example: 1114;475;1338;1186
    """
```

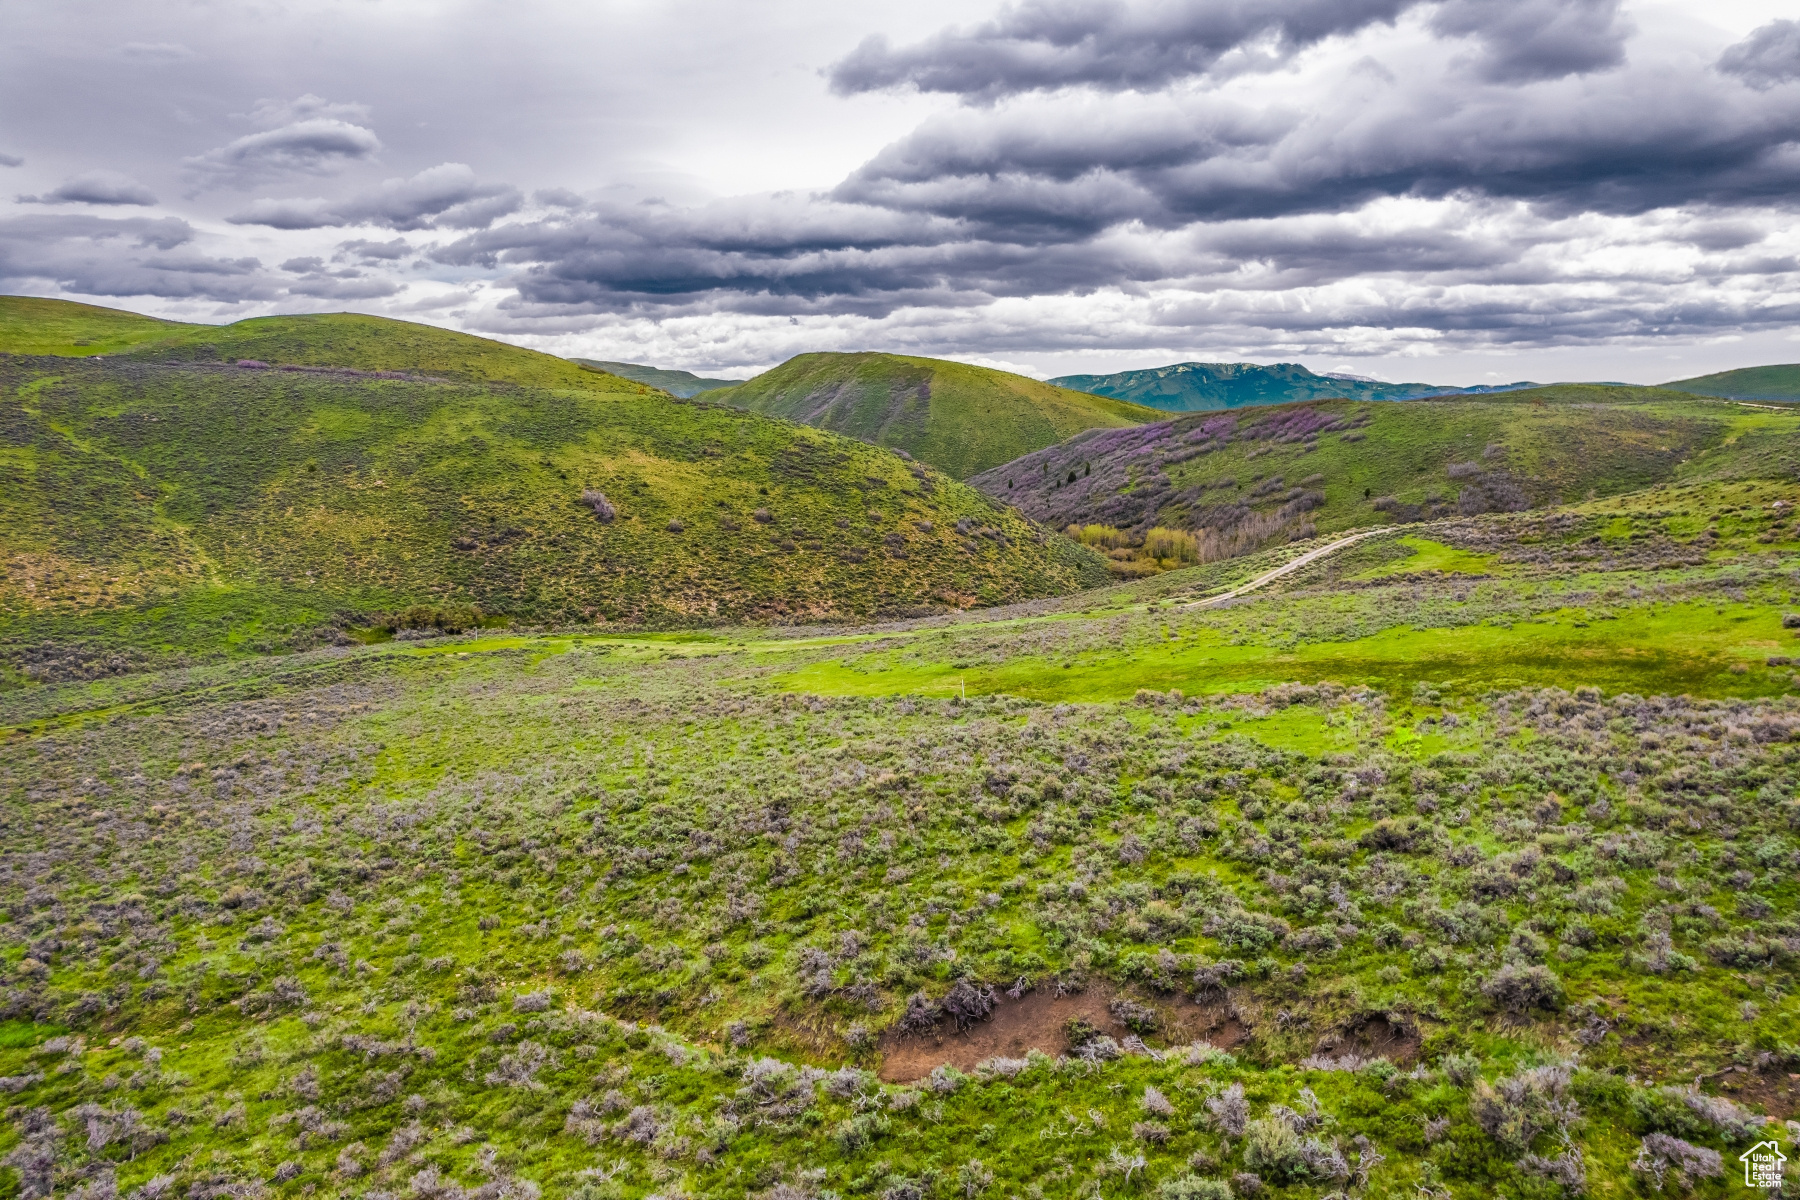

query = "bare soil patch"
877;985;1250;1083
1720;1066;1800;1121
1312;1014;1422;1064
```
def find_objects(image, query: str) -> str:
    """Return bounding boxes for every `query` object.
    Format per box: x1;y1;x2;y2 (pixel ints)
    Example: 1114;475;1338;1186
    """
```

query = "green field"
708;352;1160;479
3;297;1799;1200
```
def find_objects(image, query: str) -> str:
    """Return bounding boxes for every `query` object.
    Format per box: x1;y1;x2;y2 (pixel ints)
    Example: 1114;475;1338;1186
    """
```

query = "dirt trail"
1178;526;1395;611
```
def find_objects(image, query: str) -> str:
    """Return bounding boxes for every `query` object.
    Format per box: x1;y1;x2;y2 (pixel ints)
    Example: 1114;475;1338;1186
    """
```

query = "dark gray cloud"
20;170;157;206
830;0;1421;101
0;153;23;168
1427;0;1628;83
1718;19;1800;89
830;51;1800;232
2;0;1794;375
829;0;1632;102
228;163;519;231
0;213;274;300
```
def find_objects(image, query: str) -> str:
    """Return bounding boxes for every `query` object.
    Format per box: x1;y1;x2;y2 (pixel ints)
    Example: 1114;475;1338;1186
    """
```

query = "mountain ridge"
1050;360;1539;411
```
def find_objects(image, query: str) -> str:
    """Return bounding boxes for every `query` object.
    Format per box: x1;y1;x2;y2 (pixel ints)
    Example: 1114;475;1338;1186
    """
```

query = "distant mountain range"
572;359;744;398
1048;361;1539;411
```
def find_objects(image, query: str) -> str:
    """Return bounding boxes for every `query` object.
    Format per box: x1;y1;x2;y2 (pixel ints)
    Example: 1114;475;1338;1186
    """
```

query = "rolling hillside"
574;358;744;397
0;294;196;356
1664;362;1800;401
707;351;1159;478
1050;360;1537;411
0;302;1108;678
970;382;1800;568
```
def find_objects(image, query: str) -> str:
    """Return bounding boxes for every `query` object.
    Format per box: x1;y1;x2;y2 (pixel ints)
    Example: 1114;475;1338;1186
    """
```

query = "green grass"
0;326;1110;677
0;295;195;356
1664;361;1800;401
1351;537;1501;580
2;499;1797;1197
707;351;1161;479
6;298;1800;1200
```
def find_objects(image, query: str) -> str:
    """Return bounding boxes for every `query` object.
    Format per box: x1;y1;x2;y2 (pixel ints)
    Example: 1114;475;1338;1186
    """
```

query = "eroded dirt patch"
1719;1066;1800;1121
878;986;1251;1083
1312;1014;1422;1064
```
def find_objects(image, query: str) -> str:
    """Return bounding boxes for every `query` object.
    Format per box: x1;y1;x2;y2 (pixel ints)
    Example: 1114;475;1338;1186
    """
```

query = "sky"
2;0;1799;385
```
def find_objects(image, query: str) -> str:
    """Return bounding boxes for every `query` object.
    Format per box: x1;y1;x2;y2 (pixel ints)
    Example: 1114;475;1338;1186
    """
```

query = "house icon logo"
1741;1140;1785;1189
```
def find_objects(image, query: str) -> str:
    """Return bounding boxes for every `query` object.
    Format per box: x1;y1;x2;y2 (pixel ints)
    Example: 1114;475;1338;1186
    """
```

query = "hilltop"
0;295;654;395
970;382;1800;572
1050;360;1536;412
707;351;1159;478
573;358;744;398
1664;362;1800;402
0;294;196;356
0;300;1108;678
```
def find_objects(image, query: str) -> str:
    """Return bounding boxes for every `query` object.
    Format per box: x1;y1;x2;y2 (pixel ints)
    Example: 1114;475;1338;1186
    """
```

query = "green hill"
0;294;197;356
970;382;1800;571
0;307;1109;676
707;351;1160;478
1663;362;1800;401
1050;359;1537;411
573;358;744;397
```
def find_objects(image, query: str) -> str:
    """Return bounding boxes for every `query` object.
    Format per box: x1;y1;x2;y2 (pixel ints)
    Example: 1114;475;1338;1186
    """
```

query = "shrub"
665;519;684;533
1630;1133;1722;1191
1142;1085;1176;1117
753;508;773;524
1479;963;1563;1012
513;989;555;1013
1471;1064;1579;1152
1241;1117;1347;1184
581;489;616;523
1206;1082;1249;1136
1783;613;1800;629
941;980;997;1030
1157;1175;1231;1200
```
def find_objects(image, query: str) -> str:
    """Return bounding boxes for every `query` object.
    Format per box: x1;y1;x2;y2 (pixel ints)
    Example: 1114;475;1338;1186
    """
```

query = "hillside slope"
707;351;1158;478
1;328;1109;678
970;383;1800;565
1050;360;1537;411
574;358;743;397
0;294;196;356
1664;362;1800;401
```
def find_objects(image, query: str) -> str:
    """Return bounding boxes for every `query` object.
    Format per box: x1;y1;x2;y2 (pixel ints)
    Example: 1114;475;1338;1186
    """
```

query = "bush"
1630;1133;1722;1191
581;489;616;523
1479;963;1563;1012
1157;1176;1232;1200
1471;1064;1578;1152
1241;1118;1347;1184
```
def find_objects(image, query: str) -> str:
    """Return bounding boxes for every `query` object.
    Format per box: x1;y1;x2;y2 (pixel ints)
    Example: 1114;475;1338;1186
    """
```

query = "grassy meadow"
2;297;1799;1200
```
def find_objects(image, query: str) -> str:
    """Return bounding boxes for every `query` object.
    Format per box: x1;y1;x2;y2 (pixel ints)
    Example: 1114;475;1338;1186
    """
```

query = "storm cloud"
1;0;1797;379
